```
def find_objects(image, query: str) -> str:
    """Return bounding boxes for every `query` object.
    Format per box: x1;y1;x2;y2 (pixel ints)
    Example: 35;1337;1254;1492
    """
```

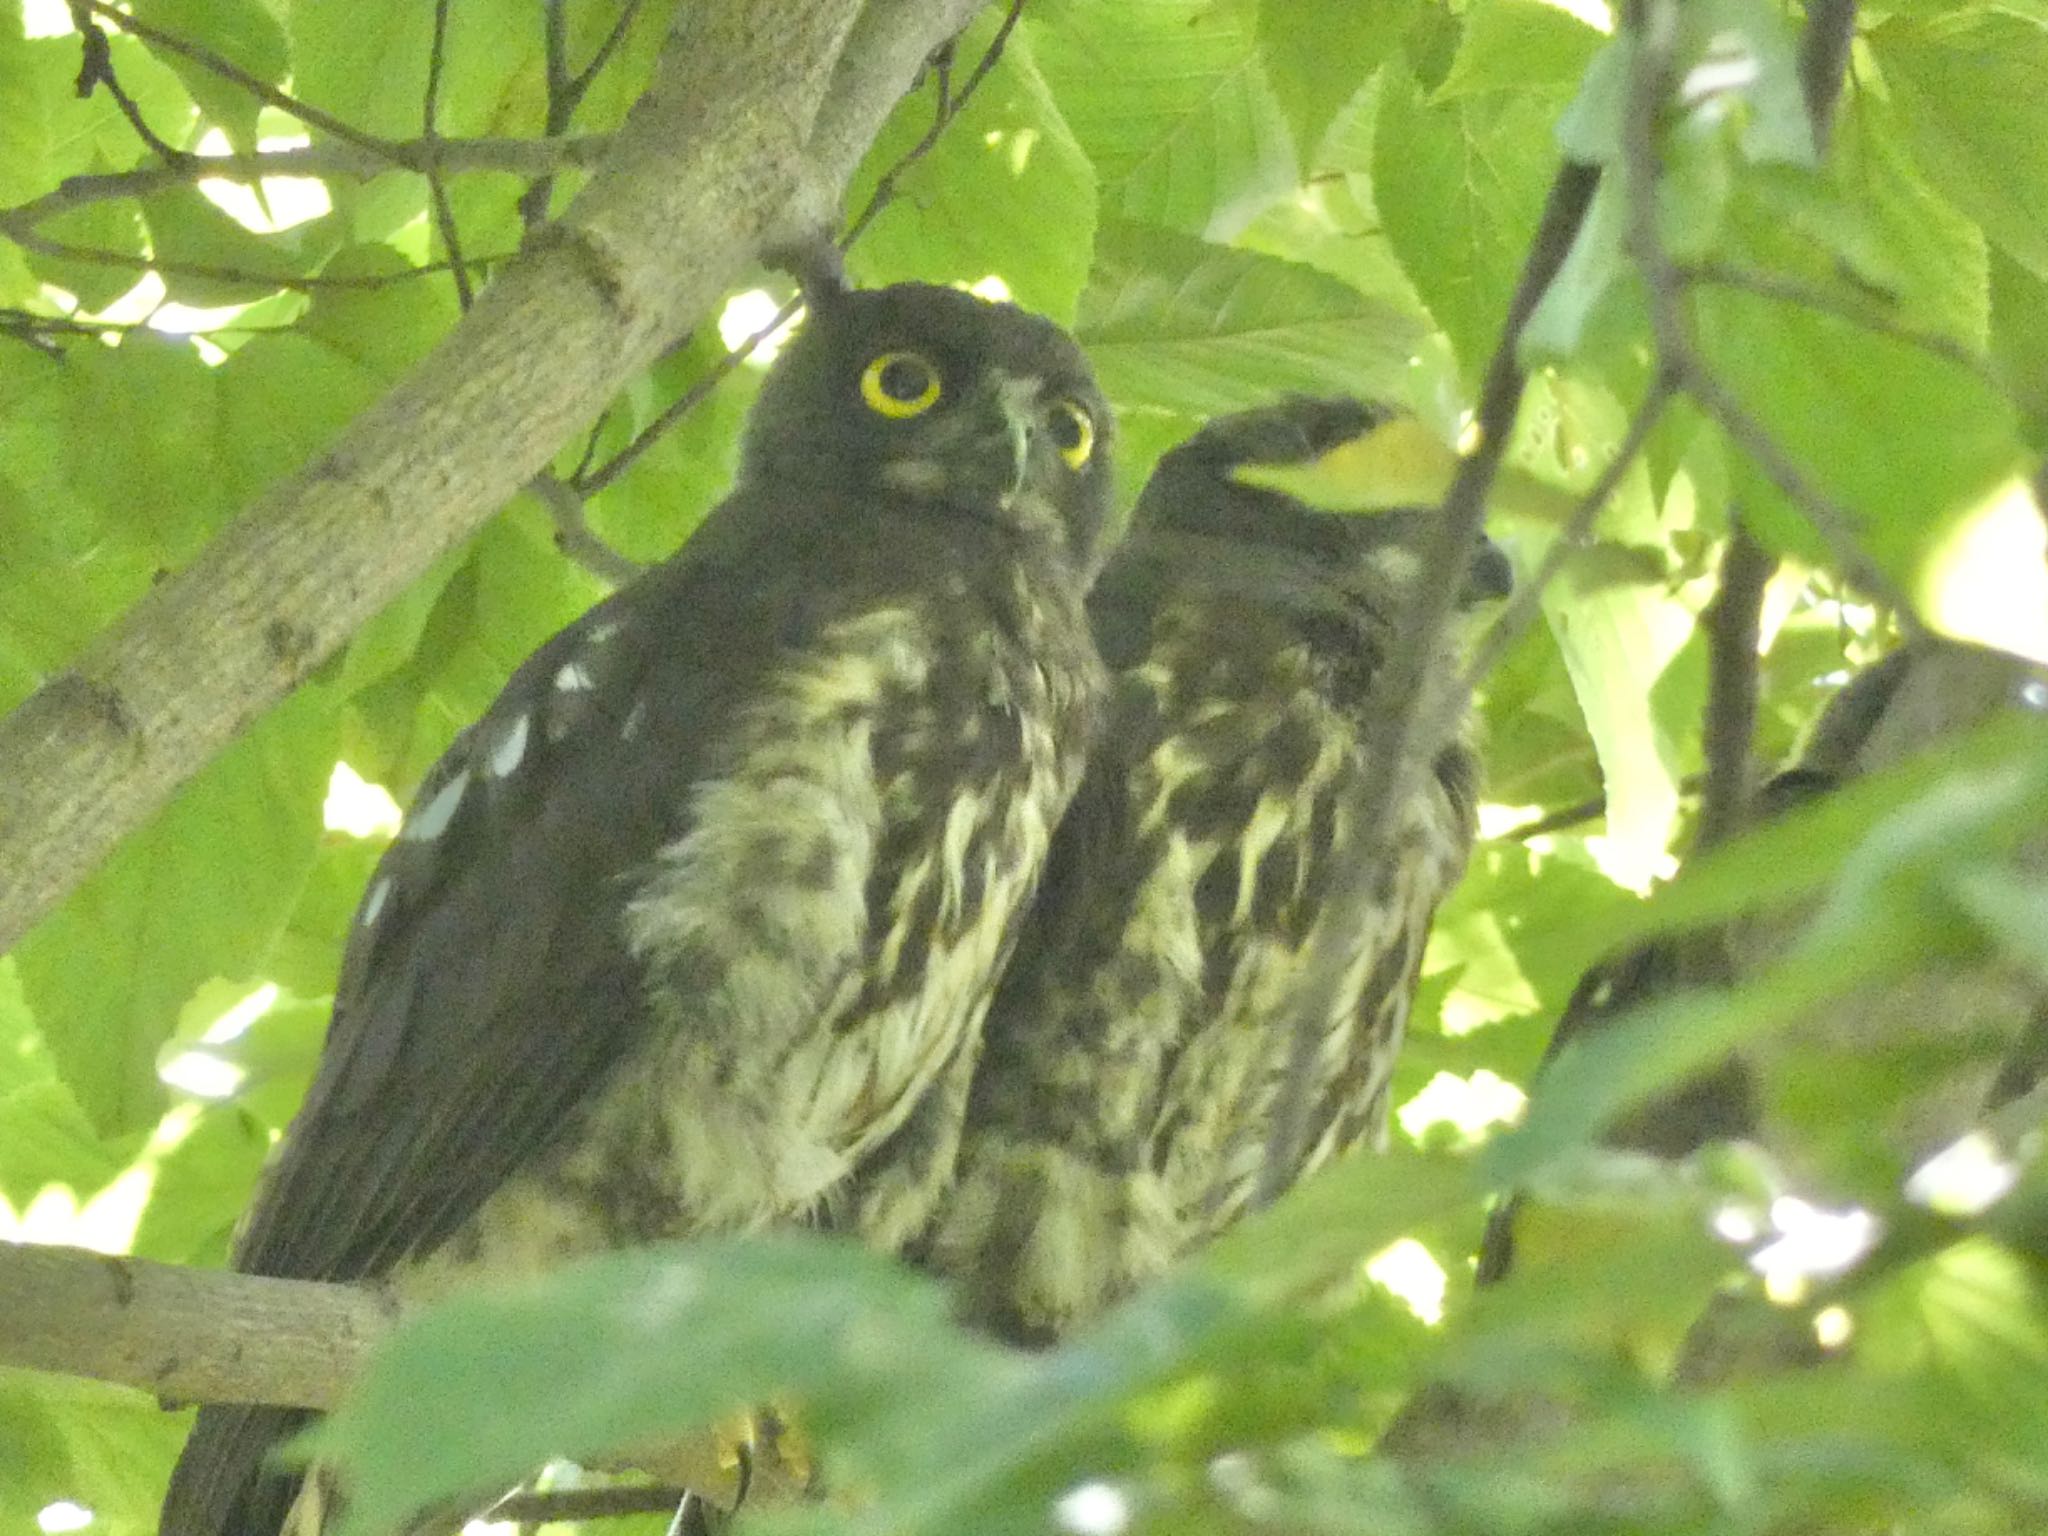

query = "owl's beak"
993;374;1041;502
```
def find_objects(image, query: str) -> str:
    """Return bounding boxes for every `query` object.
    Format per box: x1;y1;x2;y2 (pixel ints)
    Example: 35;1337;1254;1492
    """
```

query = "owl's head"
739;282;1115;571
1130;396;1513;613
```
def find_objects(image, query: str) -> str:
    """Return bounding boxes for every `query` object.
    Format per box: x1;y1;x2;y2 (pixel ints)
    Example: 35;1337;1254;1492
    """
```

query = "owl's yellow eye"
861;352;942;418
1048;400;1095;469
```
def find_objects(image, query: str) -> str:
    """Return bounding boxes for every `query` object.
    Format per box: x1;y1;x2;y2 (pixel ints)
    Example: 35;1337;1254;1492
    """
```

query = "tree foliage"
2;0;2045;1534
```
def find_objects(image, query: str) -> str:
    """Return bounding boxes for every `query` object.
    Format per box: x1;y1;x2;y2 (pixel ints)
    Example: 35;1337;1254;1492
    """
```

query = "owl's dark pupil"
879;357;931;401
1049;410;1084;451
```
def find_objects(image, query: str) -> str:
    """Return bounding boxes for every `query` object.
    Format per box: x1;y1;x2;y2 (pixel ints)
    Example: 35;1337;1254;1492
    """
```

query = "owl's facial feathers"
742;282;1113;569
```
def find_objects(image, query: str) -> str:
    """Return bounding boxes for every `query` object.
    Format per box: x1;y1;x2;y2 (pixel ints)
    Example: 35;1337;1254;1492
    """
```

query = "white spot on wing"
491;714;530;777
361;877;392;928
403;769;470;841
622;698;648;741
556;661;593;692
587;620;621;644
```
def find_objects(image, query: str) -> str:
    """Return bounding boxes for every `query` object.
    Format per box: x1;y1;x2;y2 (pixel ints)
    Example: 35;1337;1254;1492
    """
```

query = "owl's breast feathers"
934;552;1481;1341
420;515;1105;1281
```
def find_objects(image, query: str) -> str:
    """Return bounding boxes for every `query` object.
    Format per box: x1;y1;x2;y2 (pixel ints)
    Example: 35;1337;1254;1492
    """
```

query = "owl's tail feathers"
160;1402;311;1536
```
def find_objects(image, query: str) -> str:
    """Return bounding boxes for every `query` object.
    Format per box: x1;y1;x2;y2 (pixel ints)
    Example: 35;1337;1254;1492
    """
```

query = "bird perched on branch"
920;397;1512;1342
161;280;1113;1535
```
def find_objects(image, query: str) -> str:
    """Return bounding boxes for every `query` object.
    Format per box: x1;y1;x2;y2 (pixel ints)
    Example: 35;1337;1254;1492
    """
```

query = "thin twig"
68;4;194;166
1692;522;1777;852
423;0;475;309
1254;159;1605;1206
0;222;503;291
519;0;576;230
1681;260;2001;390
575;295;799;497
83;0;400;161
1797;0;1860;151
5;138;607;228
521;0;648;230
1458;375;1677;691
530;472;644;585
568;0;649;100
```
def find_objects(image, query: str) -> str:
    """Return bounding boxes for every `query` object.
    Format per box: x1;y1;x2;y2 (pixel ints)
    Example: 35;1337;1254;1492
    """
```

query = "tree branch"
0;0;990;958
0;1240;392;1411
1255;157;1604;1204
1693;522;1777;852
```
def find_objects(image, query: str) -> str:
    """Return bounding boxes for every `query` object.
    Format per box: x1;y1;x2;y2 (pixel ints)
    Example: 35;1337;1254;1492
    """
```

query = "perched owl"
919;397;1512;1343
160;281;1114;1536
1478;635;2048;1288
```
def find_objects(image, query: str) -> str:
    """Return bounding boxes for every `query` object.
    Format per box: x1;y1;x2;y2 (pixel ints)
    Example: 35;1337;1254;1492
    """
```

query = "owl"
160;280;1114;1535
1478;635;2048;1288
919;397;1511;1343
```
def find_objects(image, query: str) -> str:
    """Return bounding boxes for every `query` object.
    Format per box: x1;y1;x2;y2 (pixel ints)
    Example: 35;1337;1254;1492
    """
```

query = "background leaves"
2;0;2045;1534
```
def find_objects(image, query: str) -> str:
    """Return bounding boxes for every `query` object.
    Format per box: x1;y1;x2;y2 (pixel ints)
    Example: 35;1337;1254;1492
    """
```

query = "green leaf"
0;1371;188;1536
312;1237;1020;1536
1257;0;1417;154
845;16;1097;322
1031;0;1297;238
1076;222;1426;420
1373;61;1560;384
1196;1145;1474;1305
1435;0;1605;101
1875;12;2048;284
1511;375;1694;889
130;0;286;153
285;0;540;143
1835;94;1991;348
1697;281;2023;588
141;186;314;305
13;684;339;1136
1990;248;2048;440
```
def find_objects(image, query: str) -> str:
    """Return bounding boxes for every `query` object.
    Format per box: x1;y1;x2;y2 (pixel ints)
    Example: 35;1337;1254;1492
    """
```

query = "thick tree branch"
0;1240;392;1411
0;0;989;957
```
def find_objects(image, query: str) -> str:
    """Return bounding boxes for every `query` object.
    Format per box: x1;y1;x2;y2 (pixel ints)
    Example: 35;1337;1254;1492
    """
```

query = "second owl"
921;397;1512;1341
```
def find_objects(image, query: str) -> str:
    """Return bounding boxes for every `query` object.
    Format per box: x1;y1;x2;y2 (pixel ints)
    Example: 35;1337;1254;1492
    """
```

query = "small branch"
423;0;476;310
1458;375;1676;691
84;0;400;161
1797;0;1860;152
0;221;500;292
575;295;799;497
4;138;608;228
1254;158;1605;1205
1692;522;1776;852
0;1240;393;1411
530;472;643;584
837;5;1013;250
521;0;649;231
568;0;650;101
69;3;194;167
